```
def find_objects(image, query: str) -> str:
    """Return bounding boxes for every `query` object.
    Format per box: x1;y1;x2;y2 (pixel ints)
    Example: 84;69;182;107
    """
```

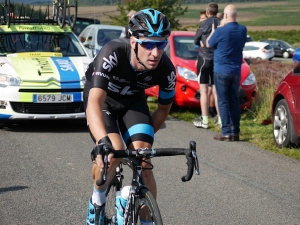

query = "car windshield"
174;36;198;60
0;32;86;56
97;29;122;46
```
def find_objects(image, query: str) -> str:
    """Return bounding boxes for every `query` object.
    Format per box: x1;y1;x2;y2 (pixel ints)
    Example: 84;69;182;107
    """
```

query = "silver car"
78;24;123;58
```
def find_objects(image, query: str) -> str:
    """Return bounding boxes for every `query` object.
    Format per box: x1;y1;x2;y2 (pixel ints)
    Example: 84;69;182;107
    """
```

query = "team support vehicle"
0;0;92;126
145;31;259;110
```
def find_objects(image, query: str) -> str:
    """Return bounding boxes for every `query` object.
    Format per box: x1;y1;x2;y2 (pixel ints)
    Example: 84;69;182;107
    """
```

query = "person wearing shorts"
194;2;220;129
83;8;175;225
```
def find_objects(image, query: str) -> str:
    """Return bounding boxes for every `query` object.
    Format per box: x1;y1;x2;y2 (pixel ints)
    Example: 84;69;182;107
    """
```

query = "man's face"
200;14;207;22
130;36;168;71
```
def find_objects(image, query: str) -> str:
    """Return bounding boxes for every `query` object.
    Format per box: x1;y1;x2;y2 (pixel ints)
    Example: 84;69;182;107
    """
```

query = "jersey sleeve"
157;55;176;105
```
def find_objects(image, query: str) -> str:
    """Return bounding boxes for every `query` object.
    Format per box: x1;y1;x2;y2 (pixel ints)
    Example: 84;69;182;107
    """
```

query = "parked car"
78;24;123;58
0;6;92;126
73;17;101;36
243;41;275;60
292;47;300;63
145;31;259;110
260;39;294;58
271;62;300;148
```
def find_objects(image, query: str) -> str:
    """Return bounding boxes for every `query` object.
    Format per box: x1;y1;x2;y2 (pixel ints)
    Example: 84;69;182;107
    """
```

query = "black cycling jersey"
194;16;220;60
83;38;176;105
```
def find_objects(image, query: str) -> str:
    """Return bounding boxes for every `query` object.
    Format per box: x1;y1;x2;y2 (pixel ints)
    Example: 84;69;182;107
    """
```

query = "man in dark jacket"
193;2;220;129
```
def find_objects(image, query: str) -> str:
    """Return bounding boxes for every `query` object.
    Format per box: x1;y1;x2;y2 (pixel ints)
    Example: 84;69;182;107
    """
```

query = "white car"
78;24;124;58
243;41;275;60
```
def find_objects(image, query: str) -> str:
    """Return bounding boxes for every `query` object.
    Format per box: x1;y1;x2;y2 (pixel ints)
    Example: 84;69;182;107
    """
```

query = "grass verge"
148;59;300;160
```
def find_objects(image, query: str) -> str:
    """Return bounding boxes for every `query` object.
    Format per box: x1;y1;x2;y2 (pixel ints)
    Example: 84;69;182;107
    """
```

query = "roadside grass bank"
148;59;300;160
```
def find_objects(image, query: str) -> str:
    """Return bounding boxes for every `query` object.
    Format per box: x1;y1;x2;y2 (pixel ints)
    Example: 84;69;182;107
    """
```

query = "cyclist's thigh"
85;100;120;143
118;95;154;147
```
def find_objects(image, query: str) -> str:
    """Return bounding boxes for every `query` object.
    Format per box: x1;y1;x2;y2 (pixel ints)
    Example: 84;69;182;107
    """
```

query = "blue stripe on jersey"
123;124;154;144
159;89;175;99
51;57;81;89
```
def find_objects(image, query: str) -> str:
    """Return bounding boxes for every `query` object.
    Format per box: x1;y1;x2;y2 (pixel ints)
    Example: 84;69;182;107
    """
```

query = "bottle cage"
0;0;78;29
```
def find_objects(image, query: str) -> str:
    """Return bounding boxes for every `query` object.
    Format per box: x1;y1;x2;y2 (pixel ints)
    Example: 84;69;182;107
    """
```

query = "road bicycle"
53;0;77;29
0;0;12;26
93;141;200;225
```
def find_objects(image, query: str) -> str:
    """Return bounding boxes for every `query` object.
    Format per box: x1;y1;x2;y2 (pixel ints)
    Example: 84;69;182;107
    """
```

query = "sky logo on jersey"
166;71;176;90
102;52;118;72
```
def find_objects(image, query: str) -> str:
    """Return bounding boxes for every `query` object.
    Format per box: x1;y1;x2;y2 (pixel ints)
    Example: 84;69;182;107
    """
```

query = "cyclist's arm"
152;103;172;133
86;88;108;143
85;42;117;144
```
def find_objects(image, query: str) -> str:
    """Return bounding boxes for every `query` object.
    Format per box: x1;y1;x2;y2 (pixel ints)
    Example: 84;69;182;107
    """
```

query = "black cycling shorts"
84;92;154;147
197;56;214;85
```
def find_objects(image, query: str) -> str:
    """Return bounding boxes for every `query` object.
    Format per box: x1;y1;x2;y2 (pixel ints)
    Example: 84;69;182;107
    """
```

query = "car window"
79;27;91;42
0;32;86;56
264;44;272;50
293;65;300;75
174;36;198;59
97;29;122;46
245;45;259;51
87;28;96;46
74;18;100;36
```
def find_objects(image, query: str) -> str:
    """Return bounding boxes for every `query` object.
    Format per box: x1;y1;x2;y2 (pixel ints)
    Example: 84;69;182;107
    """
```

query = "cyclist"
83;8;175;225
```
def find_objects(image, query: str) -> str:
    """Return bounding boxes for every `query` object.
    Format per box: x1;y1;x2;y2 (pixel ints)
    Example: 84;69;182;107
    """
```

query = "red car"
145;31;259;110
271;63;300;148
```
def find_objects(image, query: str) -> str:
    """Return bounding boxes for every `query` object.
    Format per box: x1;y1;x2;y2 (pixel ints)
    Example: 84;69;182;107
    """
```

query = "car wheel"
273;99;294;148
256;57;262;60
282;51;289;58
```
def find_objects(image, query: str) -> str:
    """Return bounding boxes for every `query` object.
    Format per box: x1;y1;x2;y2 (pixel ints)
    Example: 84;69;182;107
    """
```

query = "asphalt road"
0;118;300;225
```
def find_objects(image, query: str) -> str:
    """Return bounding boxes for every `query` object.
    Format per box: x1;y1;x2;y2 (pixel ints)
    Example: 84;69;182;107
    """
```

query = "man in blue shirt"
207;4;247;141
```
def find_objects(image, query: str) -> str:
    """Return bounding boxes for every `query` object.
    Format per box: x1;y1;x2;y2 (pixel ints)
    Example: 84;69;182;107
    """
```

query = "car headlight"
0;74;21;87
177;66;198;81
242;71;256;85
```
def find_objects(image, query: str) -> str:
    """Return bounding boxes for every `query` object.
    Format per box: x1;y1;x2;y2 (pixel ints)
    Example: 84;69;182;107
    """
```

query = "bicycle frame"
122;157;147;224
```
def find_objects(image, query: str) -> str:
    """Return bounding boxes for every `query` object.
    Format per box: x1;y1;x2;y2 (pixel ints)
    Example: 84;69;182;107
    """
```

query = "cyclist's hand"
91;136;114;168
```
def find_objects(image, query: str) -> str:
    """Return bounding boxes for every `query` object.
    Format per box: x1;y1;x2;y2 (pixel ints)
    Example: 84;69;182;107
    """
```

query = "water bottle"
116;186;131;225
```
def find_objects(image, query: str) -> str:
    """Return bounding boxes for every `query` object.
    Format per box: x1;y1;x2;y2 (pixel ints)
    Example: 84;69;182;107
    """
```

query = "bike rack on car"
0;0;77;29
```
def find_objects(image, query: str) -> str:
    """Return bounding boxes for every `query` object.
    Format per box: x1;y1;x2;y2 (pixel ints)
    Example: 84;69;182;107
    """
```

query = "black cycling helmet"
128;8;171;38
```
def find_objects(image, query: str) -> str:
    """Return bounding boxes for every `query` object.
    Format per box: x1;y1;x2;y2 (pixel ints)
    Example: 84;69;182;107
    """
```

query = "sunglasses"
134;38;168;50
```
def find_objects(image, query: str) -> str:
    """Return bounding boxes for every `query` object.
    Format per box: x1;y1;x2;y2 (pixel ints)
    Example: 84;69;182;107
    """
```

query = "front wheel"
273;99;293;148
130;188;163;225
282;51;289;58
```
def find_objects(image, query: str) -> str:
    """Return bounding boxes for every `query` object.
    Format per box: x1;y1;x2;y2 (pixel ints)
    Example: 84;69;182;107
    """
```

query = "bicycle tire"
55;0;66;28
105;175;122;225
130;188;163;225
67;0;77;29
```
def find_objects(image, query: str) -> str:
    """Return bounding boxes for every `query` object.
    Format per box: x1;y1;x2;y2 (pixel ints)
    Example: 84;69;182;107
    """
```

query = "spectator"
193;2;220;129
200;10;207;23
206;4;247;141
120;10;136;38
195;10;217;118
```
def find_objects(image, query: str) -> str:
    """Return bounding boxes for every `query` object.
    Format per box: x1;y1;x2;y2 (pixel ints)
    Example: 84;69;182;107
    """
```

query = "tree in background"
108;0;188;30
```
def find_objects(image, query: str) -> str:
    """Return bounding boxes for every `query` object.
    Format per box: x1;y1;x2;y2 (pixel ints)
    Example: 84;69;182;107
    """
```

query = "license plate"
34;94;73;103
